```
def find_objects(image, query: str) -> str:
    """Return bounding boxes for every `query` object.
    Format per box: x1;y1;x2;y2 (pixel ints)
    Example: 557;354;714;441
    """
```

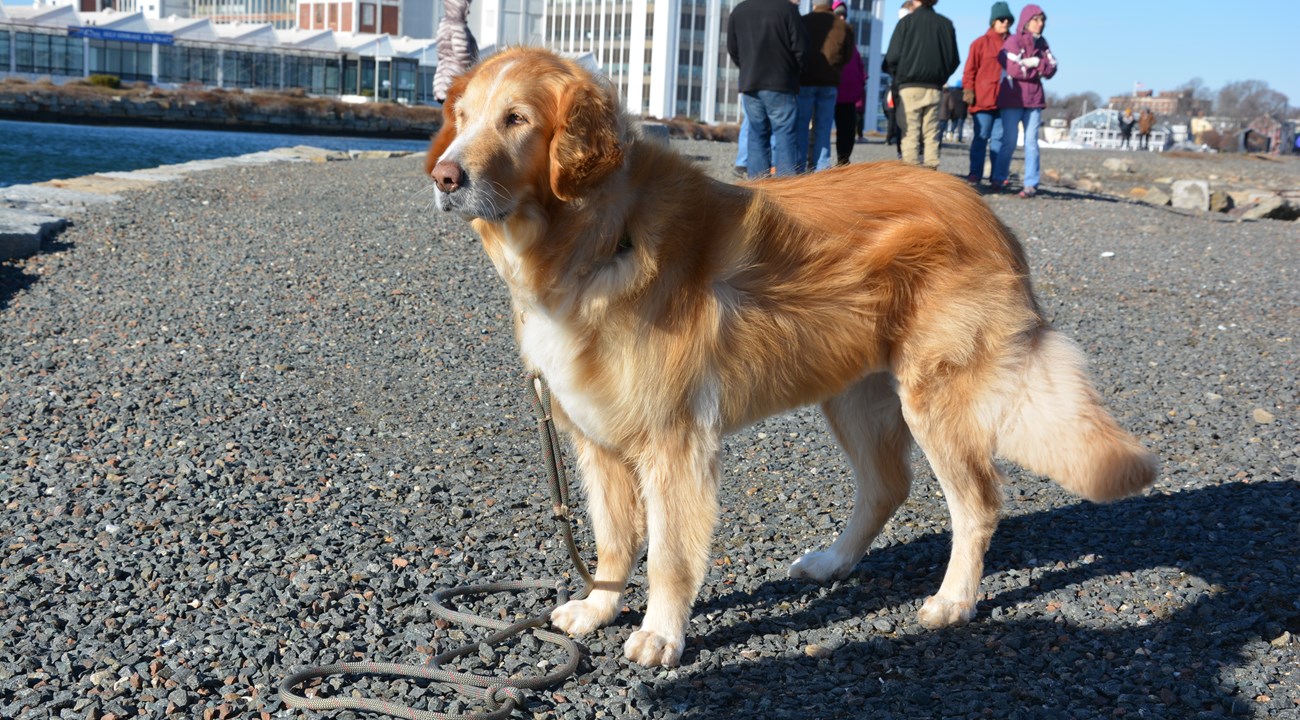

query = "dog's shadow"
652;480;1299;719
0;232;74;311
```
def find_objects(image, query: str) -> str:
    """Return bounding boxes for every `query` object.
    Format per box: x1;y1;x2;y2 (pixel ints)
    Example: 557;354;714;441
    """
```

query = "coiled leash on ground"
279;375;595;720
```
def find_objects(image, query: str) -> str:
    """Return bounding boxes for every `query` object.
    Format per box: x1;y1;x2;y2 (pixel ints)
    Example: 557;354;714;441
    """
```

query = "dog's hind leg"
551;436;644;636
623;429;722;667
789;373;913;583
897;376;1005;629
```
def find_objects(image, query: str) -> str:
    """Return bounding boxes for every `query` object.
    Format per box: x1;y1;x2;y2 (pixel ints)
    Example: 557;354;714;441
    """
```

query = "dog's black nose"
431;159;465;193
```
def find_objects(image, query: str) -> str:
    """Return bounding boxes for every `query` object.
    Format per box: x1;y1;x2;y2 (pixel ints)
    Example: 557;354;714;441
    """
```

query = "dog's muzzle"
430;159;466;214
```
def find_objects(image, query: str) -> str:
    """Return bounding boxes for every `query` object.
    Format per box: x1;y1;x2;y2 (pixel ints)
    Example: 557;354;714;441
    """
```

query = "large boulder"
1171;180;1210;211
1102;157;1134;174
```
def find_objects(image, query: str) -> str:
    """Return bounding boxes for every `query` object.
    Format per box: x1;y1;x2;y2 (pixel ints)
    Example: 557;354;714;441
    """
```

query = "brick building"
297;0;402;35
1107;88;1211;117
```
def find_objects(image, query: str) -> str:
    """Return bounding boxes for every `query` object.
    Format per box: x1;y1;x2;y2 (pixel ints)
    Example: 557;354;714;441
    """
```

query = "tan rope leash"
279;375;593;719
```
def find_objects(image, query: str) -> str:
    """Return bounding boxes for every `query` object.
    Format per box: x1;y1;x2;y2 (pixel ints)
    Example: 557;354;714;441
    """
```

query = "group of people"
1118;107;1157;150
727;0;864;178
729;0;1057;199
898;0;1056;198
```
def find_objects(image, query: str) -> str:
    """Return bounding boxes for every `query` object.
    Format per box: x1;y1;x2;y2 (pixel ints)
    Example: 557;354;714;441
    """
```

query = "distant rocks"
1038;150;1298;222
1126;178;1296;220
1171;180;1210;211
1102;158;1135;174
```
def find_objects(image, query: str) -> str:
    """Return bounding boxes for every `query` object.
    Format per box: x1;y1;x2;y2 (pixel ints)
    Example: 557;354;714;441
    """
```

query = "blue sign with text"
68;26;175;45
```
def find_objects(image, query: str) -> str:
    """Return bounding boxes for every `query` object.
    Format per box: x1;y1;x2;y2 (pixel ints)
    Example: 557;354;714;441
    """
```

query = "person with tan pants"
883;0;959;168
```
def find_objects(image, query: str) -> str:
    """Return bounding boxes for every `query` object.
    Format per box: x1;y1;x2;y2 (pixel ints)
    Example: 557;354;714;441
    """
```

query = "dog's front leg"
551;436;644;636
624;431;721;667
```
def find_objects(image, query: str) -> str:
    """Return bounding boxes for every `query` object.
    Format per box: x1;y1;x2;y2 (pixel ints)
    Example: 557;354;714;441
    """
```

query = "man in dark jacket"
794;1;855;172
727;0;808;178
884;0;959;168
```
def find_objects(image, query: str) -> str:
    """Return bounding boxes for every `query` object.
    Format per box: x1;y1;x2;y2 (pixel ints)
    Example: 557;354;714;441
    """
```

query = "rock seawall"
0;85;442;139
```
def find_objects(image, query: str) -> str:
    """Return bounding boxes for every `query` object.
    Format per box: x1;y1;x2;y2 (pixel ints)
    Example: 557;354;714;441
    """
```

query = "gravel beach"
1;137;1297;720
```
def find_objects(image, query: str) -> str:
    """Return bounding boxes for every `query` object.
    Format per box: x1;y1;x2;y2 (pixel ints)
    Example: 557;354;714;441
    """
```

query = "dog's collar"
615;231;634;256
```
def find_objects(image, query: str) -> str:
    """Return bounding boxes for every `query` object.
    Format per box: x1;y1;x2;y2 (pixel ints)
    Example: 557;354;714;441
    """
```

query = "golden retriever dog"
424;48;1156;668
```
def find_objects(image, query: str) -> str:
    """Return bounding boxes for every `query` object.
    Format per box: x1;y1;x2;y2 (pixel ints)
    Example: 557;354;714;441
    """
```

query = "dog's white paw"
551;598;616;636
788;550;854;583
917;595;976;629
623;629;684;667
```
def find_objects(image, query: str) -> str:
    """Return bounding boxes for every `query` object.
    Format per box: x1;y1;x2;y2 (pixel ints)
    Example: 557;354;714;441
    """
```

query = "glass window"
343;58;359;95
0;32;9;73
89;39;151;82
14;32;36;73
360;60;375;97
323;58;341;95
394;58;416;103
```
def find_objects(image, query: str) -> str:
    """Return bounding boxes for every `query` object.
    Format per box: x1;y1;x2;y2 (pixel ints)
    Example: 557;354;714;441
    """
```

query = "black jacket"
727;0;808;94
883;6;959;90
800;8;855;87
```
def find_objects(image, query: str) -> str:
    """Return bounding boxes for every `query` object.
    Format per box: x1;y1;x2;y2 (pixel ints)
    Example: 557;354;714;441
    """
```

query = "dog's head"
425;48;627;221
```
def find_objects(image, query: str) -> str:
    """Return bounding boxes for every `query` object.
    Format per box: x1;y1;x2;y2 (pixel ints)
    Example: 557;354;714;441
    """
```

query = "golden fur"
425;48;1157;668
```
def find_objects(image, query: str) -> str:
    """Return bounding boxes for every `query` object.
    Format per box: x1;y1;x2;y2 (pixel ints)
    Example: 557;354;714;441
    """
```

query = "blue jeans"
742;90;799;178
736;102;777;169
994;107;1042;188
968;110;1003;180
736;102;748;167
795;85;838;172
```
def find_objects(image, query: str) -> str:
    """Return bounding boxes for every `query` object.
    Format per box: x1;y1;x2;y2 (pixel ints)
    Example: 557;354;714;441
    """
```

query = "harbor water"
0;118;430;188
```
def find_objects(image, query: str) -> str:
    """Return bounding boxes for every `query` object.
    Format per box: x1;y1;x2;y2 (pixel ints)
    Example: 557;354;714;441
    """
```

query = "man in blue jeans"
795;1;855;172
727;0;808;178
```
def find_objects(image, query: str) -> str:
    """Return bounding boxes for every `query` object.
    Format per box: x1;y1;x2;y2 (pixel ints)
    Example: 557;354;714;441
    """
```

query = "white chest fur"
517;308;612;445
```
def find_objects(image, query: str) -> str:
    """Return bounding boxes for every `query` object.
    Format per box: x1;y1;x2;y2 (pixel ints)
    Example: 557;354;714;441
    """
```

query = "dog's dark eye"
506;112;527;126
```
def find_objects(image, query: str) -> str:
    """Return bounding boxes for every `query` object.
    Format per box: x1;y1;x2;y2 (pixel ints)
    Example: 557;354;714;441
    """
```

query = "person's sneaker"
987;180;1007;193
1018;186;1037;199
965;174;981;185
732;166;747;178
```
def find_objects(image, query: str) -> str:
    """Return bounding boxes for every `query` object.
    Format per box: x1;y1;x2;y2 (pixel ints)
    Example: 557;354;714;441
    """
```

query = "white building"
12;0;886;123
2;2;439;102
32;0;299;28
1069;108;1171;152
540;0;884;125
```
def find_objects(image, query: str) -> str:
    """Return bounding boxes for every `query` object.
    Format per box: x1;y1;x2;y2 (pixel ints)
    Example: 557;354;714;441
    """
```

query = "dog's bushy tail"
996;329;1157;502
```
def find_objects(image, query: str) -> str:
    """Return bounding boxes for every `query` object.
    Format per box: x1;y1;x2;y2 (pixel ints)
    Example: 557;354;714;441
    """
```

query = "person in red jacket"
962;1;1013;186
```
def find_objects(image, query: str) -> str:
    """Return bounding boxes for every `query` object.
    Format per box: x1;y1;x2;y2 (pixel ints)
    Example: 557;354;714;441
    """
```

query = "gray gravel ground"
2;137;1297;720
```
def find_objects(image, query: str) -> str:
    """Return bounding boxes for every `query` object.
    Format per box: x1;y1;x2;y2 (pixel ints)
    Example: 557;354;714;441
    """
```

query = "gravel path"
1;138;1297;720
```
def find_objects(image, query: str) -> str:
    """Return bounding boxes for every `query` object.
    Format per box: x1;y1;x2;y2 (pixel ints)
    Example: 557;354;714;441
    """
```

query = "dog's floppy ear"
425;72;472;177
549;76;624;202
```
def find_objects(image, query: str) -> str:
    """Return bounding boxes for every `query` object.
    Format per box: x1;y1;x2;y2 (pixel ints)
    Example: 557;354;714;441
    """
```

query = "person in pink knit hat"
831;1;866;165
992;4;1057;197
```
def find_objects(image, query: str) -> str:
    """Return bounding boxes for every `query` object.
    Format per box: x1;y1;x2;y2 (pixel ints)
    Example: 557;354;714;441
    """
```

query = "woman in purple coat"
991;4;1056;197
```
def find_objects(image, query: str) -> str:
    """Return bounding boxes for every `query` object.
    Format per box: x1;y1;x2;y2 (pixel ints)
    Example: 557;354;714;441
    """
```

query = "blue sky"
3;0;1295;106
881;0;1297;105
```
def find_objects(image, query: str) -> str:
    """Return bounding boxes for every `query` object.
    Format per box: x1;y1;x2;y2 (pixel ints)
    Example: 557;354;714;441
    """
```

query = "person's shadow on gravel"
657;480;1298;719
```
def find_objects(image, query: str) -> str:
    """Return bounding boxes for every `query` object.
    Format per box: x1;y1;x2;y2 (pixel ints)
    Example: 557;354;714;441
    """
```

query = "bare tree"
1047;91;1104;122
1175;77;1215;103
1215;80;1290;120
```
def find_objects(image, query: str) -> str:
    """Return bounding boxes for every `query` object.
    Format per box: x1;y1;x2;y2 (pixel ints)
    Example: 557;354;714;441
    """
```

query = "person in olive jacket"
883;0;959;169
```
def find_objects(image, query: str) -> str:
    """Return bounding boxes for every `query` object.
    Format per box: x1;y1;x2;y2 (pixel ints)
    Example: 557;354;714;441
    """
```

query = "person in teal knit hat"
962;1;1015;186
